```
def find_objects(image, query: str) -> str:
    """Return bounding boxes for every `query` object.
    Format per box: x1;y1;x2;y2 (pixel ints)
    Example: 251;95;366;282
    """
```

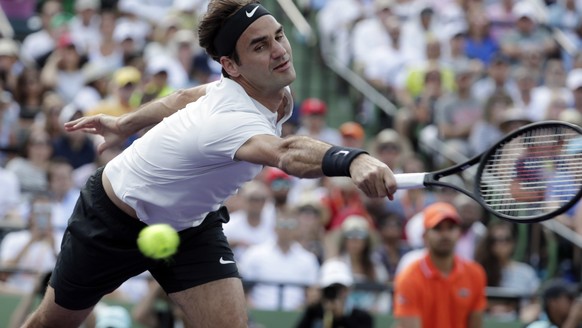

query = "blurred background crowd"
0;0;581;327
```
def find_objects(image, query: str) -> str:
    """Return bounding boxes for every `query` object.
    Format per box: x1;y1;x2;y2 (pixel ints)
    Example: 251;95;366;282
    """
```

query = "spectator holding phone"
0;192;59;293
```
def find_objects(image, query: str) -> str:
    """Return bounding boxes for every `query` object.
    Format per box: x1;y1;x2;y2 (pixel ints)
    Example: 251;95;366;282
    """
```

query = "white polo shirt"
105;78;293;230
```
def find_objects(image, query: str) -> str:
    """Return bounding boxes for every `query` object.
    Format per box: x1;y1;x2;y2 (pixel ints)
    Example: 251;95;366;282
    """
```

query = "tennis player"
24;1;397;327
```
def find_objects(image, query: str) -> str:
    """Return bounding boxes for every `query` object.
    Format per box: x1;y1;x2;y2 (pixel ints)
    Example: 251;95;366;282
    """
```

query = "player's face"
230;16;296;94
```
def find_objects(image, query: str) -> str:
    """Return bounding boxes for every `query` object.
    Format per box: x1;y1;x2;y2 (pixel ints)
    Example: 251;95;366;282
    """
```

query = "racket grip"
394;173;427;190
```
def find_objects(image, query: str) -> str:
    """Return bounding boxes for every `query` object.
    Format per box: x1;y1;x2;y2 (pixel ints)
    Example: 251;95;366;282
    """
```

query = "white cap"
146;57;171;75
567;69;582;90
0;38;19;57
512;2;538;22
319;259;353;288
75;0;99;11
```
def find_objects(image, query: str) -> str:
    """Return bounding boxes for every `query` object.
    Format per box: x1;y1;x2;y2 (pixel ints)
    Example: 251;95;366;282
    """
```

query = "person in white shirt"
239;216;319;310
24;1;397;327
0;192;59;294
223;180;276;260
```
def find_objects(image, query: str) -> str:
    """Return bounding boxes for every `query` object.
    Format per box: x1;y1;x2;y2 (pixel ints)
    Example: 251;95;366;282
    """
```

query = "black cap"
542;279;577;300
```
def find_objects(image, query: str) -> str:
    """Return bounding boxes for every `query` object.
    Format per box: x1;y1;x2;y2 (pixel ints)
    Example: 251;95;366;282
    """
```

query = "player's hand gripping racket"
395;121;582;223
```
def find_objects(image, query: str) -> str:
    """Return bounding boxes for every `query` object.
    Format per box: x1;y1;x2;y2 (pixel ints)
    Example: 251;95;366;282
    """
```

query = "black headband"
214;4;272;57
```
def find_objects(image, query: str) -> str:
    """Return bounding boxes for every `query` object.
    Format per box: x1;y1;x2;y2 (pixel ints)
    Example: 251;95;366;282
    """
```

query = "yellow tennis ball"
137;224;180;260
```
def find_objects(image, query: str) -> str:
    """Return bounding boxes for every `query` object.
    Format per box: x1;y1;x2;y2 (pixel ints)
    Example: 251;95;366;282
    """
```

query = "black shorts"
49;167;239;310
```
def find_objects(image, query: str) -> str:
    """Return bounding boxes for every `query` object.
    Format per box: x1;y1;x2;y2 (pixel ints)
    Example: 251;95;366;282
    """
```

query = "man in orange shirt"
393;202;487;328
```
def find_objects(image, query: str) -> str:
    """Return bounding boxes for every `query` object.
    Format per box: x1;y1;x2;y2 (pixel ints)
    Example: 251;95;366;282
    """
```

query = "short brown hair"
198;0;259;62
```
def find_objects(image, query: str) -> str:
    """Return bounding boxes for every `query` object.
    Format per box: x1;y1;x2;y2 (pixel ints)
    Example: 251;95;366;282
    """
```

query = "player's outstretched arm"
64;84;209;153
235;134;396;199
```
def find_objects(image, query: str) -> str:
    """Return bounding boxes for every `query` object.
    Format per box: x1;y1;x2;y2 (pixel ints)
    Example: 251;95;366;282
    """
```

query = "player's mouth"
273;60;291;72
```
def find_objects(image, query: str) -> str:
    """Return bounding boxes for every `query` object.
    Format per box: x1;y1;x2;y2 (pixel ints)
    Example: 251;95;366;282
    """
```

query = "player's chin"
432;244;455;257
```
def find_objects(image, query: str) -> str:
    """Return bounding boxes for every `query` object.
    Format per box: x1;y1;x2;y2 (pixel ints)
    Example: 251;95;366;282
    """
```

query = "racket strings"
479;126;582;219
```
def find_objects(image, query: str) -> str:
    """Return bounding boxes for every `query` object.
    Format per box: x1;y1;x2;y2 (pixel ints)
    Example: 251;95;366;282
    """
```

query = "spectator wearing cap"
393;202;487;328
40;33;87;103
68;0;101;55
86;66;141;117
500;2;558;65
262;167;294;219
238;215;320;311
295;98;342;146
72;62;112;113
567;68;582;112
526;279;581;328
295;259;374;328
113;3;151;52
339;121;365;149
334;215;390;314
441;23;472;68
131;56;179;106
372;128;409;175
0;38;23;91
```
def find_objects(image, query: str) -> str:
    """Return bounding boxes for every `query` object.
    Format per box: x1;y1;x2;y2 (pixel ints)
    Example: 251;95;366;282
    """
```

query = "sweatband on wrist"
213;4;272;57
322;146;368;177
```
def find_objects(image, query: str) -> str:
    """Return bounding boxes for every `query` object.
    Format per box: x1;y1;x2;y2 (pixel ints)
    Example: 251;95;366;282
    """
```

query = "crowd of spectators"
0;0;581;327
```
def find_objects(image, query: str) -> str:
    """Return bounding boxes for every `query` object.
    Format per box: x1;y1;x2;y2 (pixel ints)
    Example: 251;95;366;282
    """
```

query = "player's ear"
220;56;240;78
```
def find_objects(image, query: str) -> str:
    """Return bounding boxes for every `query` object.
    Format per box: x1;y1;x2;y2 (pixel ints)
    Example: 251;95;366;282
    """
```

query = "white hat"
0;38;19;57
82;62;111;84
59;103;83;126
567;69;582;90
319;259;353;288
512;2;538;22
75;0;99;11
341;215;370;239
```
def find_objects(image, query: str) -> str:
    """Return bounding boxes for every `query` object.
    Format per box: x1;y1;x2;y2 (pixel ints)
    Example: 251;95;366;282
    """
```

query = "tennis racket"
395;120;582;223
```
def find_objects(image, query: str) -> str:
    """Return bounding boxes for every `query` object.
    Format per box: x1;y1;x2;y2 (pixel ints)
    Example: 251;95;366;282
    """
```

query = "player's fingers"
64;119;96;131
384;170;397;201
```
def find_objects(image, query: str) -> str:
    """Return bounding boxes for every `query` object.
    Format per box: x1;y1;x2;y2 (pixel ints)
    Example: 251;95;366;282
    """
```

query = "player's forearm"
118;85;208;134
276;136;332;178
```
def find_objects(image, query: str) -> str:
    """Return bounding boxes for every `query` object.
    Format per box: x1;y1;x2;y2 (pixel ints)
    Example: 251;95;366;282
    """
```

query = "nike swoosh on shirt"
246;5;259;17
220;257;235;264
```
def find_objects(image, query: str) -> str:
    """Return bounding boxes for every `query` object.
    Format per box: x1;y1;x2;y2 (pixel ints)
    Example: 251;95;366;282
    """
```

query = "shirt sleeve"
198;111;274;160
393;267;422;317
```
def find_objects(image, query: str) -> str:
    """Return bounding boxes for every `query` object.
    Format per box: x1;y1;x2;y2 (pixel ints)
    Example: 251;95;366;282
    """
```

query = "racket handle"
394;173;427;190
